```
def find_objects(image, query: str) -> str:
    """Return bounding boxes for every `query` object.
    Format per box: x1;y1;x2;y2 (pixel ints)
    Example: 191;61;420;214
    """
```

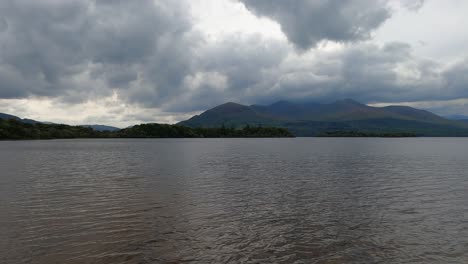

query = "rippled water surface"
1;138;467;263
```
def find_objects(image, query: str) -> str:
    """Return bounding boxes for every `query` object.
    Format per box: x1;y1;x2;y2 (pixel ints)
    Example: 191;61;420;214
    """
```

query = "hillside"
0;112;39;124
181;102;278;127
179;99;468;136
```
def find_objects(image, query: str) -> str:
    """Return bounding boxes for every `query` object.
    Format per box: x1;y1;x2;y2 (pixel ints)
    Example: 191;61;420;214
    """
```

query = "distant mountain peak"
211;102;247;109
333;98;363;105
178;98;468;136
209;102;251;113
270;100;293;106
219;102;242;107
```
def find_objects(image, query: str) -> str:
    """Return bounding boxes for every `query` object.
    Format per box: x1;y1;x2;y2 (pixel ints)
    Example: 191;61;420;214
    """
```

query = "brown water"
0;138;467;263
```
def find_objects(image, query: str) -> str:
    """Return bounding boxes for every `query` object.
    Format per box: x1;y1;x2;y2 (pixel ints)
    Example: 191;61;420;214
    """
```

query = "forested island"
0;119;293;140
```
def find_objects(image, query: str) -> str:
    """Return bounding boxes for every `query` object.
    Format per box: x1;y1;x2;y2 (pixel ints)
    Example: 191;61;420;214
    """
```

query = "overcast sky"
0;0;467;126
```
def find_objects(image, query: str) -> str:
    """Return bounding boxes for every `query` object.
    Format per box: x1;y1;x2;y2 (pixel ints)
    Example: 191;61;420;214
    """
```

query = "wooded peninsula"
0;119;294;140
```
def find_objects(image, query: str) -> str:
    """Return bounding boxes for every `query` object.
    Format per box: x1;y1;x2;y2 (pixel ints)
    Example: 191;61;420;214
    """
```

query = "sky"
0;0;467;127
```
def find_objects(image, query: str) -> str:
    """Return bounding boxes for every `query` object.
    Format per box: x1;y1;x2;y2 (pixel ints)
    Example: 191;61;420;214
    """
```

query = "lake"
0;138;467;263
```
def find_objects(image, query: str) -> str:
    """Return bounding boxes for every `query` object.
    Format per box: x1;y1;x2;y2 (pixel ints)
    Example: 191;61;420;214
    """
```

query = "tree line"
0;119;294;140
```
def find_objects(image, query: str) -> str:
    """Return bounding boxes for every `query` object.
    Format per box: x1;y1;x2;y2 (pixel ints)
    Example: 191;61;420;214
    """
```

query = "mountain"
80;125;121;132
179;99;468;136
445;114;468;121
0;112;39;124
0;113;19;120
180;102;278;127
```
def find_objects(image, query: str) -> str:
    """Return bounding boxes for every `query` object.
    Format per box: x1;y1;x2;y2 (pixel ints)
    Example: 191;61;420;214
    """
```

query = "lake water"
0;138;467;263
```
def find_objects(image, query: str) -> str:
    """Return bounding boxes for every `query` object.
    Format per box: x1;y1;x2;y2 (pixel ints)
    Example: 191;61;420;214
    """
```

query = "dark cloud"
0;0;467;120
442;59;468;98
0;0;196;102
239;0;392;49
161;34;290;112
0;17;7;32
204;41;467;106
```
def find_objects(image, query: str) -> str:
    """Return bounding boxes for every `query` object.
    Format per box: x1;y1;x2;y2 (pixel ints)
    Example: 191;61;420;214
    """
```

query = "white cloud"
189;0;284;41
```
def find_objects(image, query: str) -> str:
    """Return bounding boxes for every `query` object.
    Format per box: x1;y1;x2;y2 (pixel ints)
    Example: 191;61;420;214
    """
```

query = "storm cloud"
239;0;392;49
0;0;195;102
0;0;467;125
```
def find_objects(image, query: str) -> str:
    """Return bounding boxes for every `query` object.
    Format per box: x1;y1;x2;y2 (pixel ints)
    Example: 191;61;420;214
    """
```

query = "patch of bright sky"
188;0;285;41
374;0;468;62
0;94;196;127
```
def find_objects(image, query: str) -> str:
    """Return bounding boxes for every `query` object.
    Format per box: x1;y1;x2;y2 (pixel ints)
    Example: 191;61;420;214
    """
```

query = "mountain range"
3;99;468;137
179;99;468;136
